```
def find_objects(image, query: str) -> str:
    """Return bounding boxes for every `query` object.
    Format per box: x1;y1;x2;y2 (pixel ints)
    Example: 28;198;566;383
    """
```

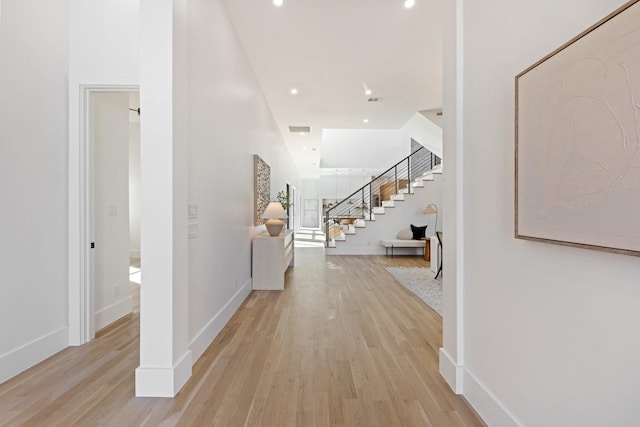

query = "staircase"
324;146;441;251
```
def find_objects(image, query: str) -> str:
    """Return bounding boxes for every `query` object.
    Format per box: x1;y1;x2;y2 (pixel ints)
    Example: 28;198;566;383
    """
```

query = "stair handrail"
324;146;440;246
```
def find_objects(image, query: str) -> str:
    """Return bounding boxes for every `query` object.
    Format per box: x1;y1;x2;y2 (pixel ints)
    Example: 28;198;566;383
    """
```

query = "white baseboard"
189;279;252;363
135;279;251;398
439;348;521;426
439;347;463;393
95;296;132;331
135;349;192;397
0;326;68;384
463;368;522;427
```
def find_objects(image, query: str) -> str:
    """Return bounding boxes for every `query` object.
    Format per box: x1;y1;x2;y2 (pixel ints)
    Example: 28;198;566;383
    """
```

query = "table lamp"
262;202;288;236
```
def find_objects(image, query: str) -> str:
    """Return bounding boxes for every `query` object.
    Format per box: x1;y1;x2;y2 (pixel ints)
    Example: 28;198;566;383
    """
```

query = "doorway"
90;91;141;333
68;81;140;346
302;199;319;228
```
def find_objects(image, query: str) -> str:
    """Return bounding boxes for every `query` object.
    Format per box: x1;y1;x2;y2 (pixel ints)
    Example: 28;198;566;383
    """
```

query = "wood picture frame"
515;0;640;257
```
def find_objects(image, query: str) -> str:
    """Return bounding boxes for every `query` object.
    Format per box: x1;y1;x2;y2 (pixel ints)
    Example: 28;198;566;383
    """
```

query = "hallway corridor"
0;249;483;426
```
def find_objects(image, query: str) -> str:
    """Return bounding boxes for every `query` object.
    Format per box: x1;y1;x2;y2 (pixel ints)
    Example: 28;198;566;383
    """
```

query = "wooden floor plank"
0;249;485;427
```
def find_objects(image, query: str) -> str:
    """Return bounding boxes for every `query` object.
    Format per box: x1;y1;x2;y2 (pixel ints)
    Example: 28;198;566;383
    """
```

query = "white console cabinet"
252;230;294;290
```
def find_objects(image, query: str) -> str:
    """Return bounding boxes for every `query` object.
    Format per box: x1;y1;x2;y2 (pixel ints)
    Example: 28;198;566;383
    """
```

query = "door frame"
68;77;139;346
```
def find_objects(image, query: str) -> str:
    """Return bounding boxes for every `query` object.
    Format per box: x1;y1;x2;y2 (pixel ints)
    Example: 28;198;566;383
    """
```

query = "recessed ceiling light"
273;0;283;6
290;88;298;95
404;0;415;8
363;119;369;123
365;89;372;95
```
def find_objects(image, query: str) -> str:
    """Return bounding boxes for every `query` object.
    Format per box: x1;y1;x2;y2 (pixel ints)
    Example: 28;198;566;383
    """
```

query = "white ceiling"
222;0;444;178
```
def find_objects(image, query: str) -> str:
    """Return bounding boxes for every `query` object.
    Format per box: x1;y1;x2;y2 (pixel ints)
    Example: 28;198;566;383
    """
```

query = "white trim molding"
439;347;464;394
67;76;139;346
189;279;252;362
0;327;68;384
439;347;522;426
464;368;522;427
94;297;133;331
135;350;193;397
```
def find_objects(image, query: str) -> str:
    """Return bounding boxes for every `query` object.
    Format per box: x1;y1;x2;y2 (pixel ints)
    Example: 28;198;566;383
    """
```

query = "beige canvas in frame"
515;0;640;257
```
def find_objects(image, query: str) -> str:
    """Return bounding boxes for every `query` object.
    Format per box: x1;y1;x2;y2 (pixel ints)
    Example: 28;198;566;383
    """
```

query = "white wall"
320;129;410;169
319;173;372;202
401;112;443;158
185;0;300;363
446;0;640;425
0;0;141;384
302;179;320;200
0;0;70;384
69;0;139;77
92;92;132;331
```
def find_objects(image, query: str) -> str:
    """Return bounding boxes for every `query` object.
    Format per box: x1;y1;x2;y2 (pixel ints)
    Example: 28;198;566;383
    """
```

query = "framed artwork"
515;0;640;257
254;154;270;226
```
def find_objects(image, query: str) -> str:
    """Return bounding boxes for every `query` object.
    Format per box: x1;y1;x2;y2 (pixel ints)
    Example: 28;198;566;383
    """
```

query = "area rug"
385;267;442;316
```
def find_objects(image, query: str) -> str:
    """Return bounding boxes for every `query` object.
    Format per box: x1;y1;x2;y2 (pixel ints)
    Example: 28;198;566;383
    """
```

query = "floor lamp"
423;203;438;233
423;204;441;277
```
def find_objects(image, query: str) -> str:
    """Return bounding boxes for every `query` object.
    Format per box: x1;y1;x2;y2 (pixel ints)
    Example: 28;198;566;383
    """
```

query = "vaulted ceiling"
222;0;444;178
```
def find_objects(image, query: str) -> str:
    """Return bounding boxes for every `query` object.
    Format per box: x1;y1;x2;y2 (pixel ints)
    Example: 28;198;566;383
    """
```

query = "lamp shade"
423;203;438;235
262;202;288;219
423;204;438;215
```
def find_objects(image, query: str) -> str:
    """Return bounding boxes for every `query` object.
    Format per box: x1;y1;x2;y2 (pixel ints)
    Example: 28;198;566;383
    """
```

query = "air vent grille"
288;126;311;133
367;97;383;103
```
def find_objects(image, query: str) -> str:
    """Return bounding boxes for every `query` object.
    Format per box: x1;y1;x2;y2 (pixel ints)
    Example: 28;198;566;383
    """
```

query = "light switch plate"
188;203;198;220
188;223;198;239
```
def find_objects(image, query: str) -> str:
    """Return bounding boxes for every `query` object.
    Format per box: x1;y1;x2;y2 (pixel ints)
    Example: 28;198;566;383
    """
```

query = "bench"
380;238;426;257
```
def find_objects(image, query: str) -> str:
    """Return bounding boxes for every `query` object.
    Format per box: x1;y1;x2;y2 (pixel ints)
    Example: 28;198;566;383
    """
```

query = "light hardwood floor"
0;249;484;427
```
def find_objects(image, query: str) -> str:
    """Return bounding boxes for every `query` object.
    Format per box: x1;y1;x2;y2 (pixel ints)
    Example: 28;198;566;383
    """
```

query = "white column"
439;0;465;394
135;0;191;397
